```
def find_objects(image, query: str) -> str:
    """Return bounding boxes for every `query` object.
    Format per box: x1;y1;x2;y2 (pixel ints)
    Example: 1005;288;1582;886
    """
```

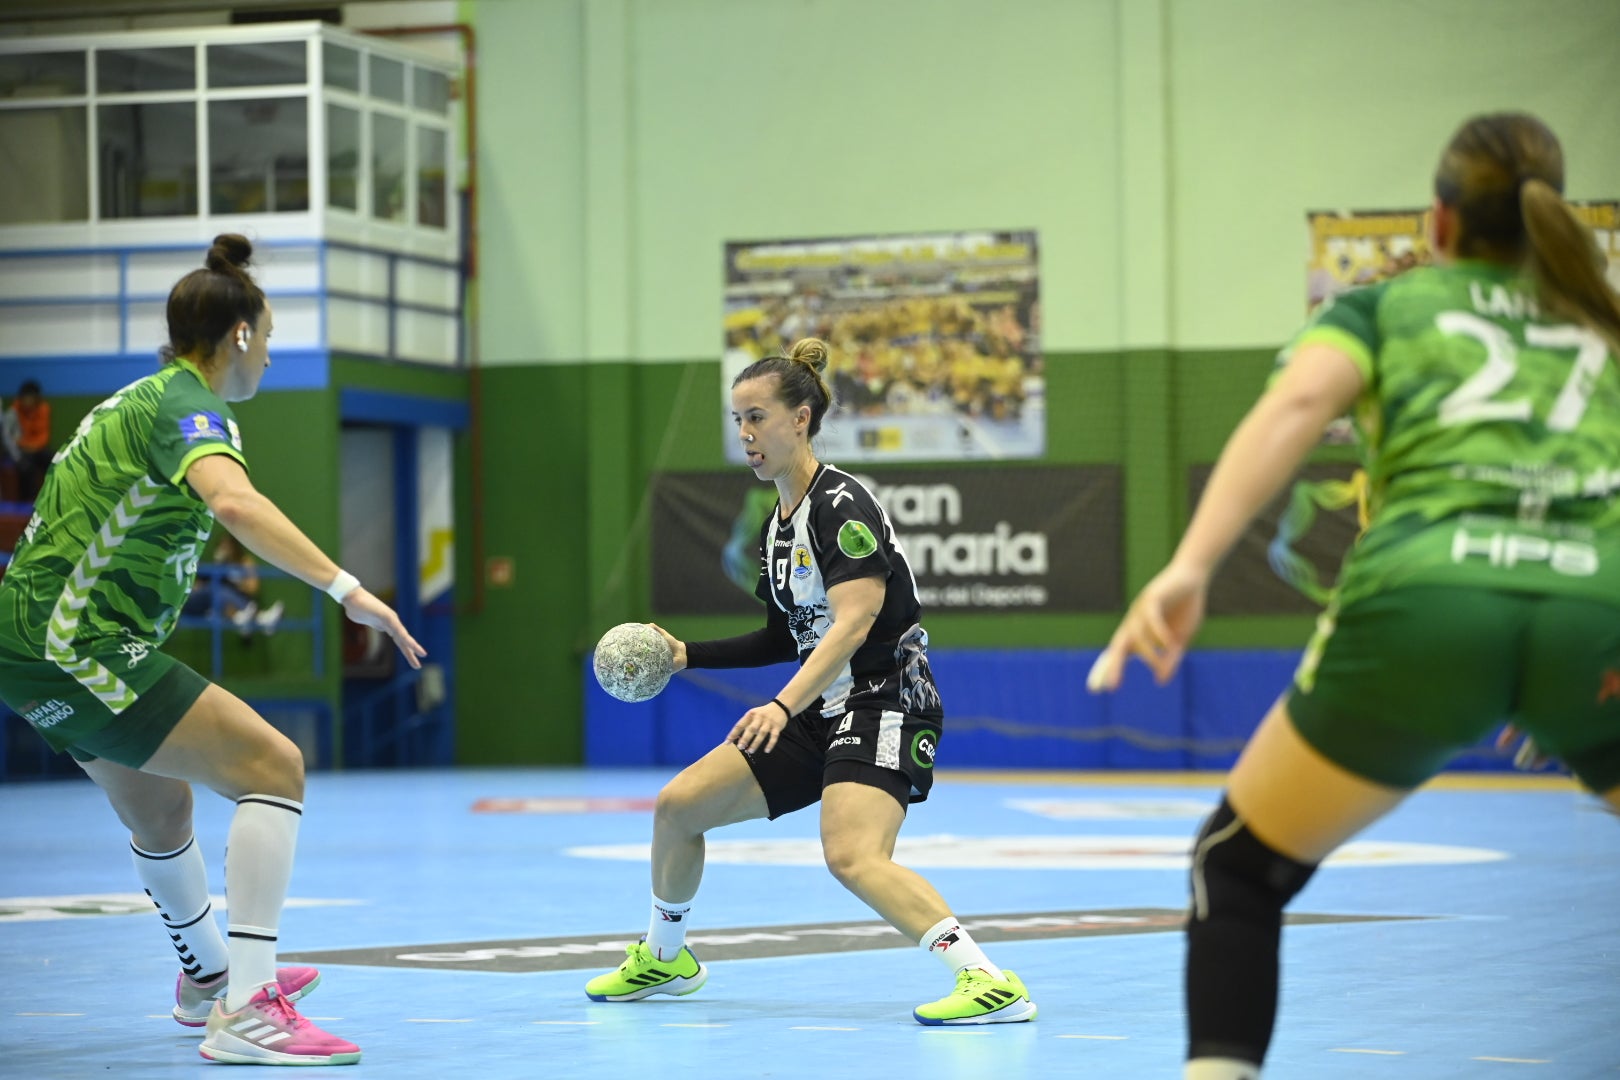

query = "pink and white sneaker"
174;967;322;1027
198;984;361;1066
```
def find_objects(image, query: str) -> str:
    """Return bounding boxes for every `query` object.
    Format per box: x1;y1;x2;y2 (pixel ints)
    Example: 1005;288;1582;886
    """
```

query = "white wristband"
325;570;360;603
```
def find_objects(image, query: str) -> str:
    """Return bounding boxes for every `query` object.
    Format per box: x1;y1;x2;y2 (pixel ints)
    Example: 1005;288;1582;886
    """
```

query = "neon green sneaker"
913;967;1037;1025
585;941;708;1002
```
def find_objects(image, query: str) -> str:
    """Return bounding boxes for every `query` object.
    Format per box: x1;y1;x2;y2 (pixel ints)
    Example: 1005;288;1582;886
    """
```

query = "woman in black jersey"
585;337;1036;1025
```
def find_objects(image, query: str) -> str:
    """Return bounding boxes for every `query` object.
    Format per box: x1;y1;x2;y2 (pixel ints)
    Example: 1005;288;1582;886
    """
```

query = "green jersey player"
0;235;424;1067
1087;113;1620;1080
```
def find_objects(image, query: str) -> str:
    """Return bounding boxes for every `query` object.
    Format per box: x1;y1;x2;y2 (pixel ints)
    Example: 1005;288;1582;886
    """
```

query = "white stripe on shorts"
875;710;903;771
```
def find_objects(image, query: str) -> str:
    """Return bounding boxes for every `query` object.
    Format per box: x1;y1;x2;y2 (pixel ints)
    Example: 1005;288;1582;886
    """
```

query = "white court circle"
565;834;1508;871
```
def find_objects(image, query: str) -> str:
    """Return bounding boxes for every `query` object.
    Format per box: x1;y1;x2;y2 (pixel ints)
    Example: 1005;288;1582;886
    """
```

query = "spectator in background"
184;532;284;639
4;379;53;502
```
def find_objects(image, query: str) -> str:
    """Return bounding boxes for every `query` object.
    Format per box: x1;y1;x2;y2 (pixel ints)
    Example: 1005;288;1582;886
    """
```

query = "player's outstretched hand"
341;588;427;669
727;702;787;755
1087;561;1211;693
647;623;687;671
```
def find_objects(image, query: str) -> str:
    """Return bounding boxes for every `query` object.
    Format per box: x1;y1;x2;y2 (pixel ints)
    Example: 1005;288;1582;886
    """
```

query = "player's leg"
819;772;1035;1025
78;754;322;1029
1186;588;1521;1080
586;741;784;1002
1185;702;1407;1079
125;681;355;1064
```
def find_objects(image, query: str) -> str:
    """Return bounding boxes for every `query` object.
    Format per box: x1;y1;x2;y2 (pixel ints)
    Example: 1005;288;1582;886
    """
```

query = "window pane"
208;41;306;89
413;67;449;114
371;112;406;221
417;125;447;228
0;51;86;98
324;41;360;92
210;97;308;214
99;102;197;218
369;55;404;103
327;103;359;211
97;47;193;93
0;107;88;223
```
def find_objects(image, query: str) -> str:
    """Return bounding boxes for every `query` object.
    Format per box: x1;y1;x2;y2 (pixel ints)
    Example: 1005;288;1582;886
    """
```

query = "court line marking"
407;1018;474;1023
1332;1048;1406;1055
790;1026;861;1031
533;1020;599;1026
1056;1034;1128;1040
17;1012;85;1017
938;770;1578;792
661;1023;730;1028
1473;1057;1552;1065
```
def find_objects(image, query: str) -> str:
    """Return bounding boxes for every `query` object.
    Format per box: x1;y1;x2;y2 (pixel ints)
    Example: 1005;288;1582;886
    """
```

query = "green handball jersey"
1287;261;1620;608
0;361;247;663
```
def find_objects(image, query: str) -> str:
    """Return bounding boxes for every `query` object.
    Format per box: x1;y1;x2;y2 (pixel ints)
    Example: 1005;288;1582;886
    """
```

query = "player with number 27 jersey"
755;463;942;723
1287;260;1620;609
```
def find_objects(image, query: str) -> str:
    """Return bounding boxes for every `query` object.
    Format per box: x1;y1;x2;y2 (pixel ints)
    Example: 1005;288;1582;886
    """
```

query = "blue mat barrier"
584;648;1523;774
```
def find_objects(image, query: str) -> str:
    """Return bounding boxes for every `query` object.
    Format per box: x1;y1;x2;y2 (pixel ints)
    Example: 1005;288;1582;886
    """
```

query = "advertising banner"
652;466;1120;615
722;230;1043;463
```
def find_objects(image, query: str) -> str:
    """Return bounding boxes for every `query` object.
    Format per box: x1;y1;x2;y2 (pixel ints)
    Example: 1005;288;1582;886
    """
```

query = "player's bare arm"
185;453;425;668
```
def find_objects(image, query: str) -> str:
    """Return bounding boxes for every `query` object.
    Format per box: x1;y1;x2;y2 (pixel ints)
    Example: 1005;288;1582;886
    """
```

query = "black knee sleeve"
1185;797;1318;1066
1190;798;1317;924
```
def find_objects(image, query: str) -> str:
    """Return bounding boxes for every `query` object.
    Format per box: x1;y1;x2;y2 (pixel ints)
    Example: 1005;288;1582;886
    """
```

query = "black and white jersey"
755;464;943;721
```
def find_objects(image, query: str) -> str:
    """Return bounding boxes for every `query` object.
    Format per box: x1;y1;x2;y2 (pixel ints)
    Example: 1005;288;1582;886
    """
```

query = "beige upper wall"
474;0;1620;363
1168;0;1620;348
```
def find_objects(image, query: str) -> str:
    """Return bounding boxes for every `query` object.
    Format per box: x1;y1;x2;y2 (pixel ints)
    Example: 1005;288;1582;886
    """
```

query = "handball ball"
593;622;675;703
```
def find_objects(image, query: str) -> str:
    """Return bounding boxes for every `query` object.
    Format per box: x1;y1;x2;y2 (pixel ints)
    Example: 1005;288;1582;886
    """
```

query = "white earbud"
236;329;250;352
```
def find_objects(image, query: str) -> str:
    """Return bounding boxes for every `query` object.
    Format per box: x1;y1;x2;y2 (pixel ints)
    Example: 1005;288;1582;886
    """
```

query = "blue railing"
176;560;326;682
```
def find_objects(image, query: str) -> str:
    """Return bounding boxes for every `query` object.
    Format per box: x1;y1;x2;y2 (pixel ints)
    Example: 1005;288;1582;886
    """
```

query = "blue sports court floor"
2;767;1618;1078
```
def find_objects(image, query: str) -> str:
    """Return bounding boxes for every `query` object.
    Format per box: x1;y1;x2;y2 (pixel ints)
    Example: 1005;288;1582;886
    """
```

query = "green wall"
452;0;1620;763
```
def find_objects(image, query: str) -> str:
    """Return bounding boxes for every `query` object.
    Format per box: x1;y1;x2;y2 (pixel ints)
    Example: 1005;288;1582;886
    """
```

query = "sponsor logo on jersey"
837;520;878;559
791;544;812;578
22;699;75;729
180;411;229;444
226;418;242;451
825;481;854;508
829;735;861;749
118;640;151;669
911;728;938;768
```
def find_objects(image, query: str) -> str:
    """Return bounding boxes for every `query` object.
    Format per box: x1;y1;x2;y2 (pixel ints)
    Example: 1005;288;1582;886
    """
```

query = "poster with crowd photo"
650;466;1121;616
1270;199;1620;610
1306;199;1620;314
722;230;1044;464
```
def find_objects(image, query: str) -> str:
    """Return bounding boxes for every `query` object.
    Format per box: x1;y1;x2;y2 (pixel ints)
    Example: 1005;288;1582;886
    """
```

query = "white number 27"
1436;311;1608;431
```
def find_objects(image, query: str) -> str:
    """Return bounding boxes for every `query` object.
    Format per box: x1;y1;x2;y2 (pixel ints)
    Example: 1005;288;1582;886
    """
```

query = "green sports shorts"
0;641;210;768
1288;586;1620;792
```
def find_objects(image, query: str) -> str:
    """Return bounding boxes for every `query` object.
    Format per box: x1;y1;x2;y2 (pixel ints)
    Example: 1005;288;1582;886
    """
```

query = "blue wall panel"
583;649;1519;774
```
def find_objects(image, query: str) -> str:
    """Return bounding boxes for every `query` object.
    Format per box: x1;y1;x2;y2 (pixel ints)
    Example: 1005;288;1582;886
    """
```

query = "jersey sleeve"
1277;282;1385;386
150;376;247;486
811;484;892;590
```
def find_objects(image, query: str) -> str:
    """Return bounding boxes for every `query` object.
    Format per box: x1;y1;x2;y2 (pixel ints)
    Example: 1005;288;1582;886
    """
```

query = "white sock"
132;834;229;981
646;892;692;961
919;915;1003;980
223;794;302;1011
1185;1058;1262;1080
